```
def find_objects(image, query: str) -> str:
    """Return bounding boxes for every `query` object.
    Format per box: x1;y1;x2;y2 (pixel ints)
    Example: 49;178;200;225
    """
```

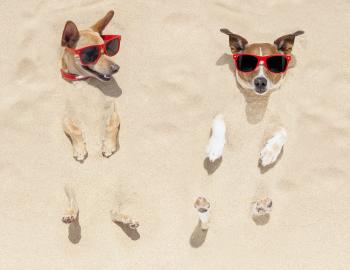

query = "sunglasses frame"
232;54;292;74
66;34;121;66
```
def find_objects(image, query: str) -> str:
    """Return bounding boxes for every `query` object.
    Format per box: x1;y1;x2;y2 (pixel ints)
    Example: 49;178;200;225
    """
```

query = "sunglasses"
233;54;291;73
66;34;121;65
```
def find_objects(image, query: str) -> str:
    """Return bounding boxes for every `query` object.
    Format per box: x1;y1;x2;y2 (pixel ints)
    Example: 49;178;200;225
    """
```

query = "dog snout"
110;63;120;74
254;77;267;94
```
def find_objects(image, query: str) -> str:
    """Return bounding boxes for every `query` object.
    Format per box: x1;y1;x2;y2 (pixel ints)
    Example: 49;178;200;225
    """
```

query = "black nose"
254;77;267;93
111;63;120;74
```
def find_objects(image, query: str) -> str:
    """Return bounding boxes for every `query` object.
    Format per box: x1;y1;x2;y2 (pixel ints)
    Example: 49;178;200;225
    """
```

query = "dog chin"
82;66;112;81
253;89;270;96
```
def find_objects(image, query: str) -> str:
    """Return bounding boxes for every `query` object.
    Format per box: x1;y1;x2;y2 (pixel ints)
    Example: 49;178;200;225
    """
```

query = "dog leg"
206;114;226;162
63;117;87;161
260;127;287;167
62;184;79;224
102;111;120;158
110;209;139;229
194;197;211;230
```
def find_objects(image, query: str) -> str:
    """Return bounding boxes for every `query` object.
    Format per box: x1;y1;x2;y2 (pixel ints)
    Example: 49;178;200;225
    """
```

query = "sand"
1;0;350;269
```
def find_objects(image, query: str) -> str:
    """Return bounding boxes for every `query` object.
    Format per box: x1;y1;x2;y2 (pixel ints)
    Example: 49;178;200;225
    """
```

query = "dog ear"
91;10;114;34
61;21;80;48
274;30;304;54
220;28;248;53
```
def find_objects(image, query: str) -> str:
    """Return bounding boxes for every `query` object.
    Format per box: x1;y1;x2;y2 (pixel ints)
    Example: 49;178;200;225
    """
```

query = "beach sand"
0;0;350;269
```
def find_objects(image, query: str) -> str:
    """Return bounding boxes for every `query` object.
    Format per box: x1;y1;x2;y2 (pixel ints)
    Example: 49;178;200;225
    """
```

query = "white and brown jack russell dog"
219;28;304;167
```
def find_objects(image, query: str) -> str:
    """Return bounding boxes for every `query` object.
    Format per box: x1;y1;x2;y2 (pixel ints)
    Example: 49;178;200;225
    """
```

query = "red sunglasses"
233;54;291;73
66;34;121;65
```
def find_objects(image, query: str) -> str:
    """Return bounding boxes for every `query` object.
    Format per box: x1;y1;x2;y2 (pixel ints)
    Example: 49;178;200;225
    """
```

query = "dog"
220;29;304;167
60;10;121;161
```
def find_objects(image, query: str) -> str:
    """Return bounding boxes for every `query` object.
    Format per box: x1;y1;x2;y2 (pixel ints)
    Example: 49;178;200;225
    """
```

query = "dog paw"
252;198;273;216
127;220;140;230
62;209;78;224
259;129;287;167
102;140;117;158
260;143;282;167
62;214;75;224
206;140;224;162
73;143;88;161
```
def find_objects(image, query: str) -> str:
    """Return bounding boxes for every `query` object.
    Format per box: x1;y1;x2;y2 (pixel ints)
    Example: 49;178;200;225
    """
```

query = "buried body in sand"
59;11;304;243
60;11;139;239
203;29;305;222
61;10;121;161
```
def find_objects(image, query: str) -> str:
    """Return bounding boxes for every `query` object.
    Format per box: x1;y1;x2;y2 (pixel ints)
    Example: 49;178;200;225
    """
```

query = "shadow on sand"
189;221;208;248
113;221;140;241
203;157;222;175
68;213;81;244
252;214;271;226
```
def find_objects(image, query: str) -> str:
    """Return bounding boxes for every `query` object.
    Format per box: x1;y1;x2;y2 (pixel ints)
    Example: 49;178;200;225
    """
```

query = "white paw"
206;114;226;162
260;143;282;167
73;143;87;161
259;129;287;167
206;138;224;162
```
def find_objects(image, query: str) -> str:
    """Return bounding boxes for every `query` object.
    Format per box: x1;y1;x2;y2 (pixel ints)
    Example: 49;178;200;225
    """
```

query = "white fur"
198;211;209;230
260;128;287;167
206;114;226;162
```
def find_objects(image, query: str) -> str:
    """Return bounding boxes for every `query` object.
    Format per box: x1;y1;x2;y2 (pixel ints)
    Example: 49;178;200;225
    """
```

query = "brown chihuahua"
61;10;121;161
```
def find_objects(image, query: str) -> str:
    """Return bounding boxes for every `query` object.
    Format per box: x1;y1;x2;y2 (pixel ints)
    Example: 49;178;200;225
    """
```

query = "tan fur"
62;184;79;224
102;112;120;157
63;117;87;161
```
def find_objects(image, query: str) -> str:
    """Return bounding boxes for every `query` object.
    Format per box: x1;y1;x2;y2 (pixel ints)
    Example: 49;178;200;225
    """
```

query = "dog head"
220;29;304;95
61;10;119;81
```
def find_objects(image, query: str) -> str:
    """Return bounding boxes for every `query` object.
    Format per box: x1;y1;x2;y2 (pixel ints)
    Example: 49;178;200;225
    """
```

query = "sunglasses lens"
80;46;99;65
105;39;119;56
266;56;288;73
236;55;258;72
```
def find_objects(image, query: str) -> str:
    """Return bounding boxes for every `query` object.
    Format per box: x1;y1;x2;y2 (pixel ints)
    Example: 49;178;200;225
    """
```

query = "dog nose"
254;77;267;93
111;63;120;73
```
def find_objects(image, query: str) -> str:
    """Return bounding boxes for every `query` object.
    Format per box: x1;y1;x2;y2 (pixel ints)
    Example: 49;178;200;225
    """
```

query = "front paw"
259;129;287;167
73;142;88;162
259;142;283;167
102;139;117;158
206;139;224;162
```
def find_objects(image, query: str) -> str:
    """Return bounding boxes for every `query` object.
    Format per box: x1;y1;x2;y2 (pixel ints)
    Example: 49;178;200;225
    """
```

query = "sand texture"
0;0;350;269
